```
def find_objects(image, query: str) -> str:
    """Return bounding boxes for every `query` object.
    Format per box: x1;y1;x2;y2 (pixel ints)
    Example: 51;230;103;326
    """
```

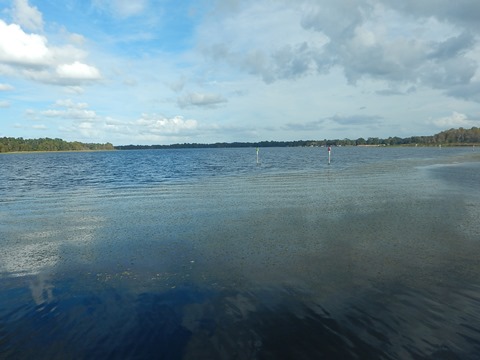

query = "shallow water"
1;147;480;359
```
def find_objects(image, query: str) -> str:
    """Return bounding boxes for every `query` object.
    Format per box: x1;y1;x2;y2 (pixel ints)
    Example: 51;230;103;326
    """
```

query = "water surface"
1;147;480;359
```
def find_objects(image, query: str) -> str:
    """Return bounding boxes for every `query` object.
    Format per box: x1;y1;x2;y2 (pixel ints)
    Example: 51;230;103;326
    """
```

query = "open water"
1;146;480;359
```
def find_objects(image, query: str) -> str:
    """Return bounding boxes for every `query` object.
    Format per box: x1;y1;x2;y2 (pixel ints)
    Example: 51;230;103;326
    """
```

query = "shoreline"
0;144;478;154
0;149;117;155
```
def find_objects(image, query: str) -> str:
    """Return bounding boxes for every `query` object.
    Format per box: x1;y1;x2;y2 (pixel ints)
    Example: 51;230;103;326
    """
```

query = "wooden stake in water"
328;146;331;165
256;147;259;164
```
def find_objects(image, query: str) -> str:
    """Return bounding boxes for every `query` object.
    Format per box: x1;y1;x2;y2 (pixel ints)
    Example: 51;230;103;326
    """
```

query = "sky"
1;0;480;145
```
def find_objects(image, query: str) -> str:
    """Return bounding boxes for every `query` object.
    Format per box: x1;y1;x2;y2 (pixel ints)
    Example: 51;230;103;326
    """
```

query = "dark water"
1;147;480;359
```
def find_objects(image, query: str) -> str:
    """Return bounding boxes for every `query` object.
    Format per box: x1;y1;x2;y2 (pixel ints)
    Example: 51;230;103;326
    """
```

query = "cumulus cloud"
198;0;480;102
55;112;205;145
235;42;322;83
42;109;97;120
304;1;480;98
177;92;227;109
304;1;479;80
0;10;101;87
0;20;50;66
199;2;329;83
11;0;44;32
56;61;101;81
136;114;198;134
301;0;367;41
59;121;105;139
0;100;10;108
40;99;97;120
432;112;480;128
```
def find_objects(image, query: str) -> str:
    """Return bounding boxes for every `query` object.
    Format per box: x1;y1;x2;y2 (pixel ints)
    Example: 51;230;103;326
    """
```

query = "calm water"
1;147;480;359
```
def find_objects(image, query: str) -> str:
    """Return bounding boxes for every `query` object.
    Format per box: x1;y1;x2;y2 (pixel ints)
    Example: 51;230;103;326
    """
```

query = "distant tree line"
0;137;114;153
115;140;327;150
1;127;479;153
116;127;480;150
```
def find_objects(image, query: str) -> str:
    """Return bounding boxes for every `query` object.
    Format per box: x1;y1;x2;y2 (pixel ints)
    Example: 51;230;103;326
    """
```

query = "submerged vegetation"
1;127;479;153
0;137;114;153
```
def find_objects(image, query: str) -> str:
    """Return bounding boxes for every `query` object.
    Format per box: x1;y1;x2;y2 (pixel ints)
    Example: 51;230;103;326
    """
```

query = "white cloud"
136;114;198;134
197;0;480;103
0;12;100;87
12;0;44;32
301;0;366;41
56;61;101;81
0;100;10;108
59;121;104;140
78;121;94;130
432;112;480;128
42;108;97;120
55;99;89;109
49;44;88;65
39;99;97;120
0;20;50;66
54;112;202;145
0;83;14;91
199;2;329;83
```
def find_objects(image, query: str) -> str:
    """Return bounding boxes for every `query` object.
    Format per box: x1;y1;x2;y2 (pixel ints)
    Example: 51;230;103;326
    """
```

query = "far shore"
1;144;479;154
0;149;117;155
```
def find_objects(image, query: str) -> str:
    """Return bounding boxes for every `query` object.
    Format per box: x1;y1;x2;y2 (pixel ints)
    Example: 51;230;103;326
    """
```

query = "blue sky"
1;0;480;145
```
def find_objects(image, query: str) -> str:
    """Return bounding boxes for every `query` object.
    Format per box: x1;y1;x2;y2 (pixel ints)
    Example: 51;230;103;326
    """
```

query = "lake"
1;146;480;359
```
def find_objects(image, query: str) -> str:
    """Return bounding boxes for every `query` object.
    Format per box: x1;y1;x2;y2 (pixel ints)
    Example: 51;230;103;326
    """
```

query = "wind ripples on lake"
1;147;480;359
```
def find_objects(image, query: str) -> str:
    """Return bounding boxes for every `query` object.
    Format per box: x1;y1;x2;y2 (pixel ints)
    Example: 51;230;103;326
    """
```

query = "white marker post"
256;147;259;164
328;146;331;165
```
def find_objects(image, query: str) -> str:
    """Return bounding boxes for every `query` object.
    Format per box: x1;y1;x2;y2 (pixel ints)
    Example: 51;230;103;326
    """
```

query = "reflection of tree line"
0;137;114;153
117;126;480;150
